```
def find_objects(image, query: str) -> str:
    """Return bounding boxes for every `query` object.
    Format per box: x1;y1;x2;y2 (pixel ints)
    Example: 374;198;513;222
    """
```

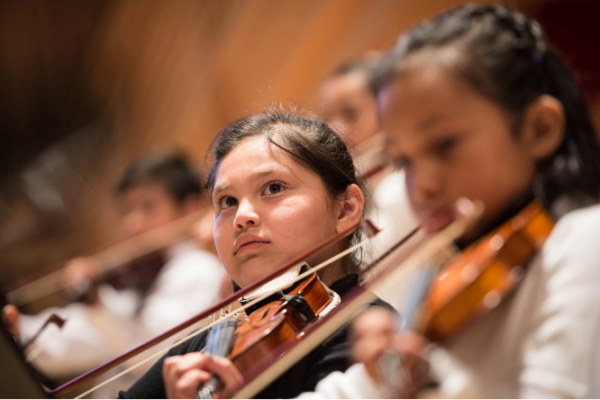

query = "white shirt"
366;170;419;262
299;203;600;398
20;240;224;383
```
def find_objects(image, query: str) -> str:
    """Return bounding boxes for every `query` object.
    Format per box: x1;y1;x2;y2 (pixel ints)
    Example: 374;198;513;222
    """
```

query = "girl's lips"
423;207;455;233
235;241;269;255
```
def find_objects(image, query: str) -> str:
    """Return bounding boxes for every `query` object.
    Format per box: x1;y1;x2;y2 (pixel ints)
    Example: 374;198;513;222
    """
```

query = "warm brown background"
1;0;599;303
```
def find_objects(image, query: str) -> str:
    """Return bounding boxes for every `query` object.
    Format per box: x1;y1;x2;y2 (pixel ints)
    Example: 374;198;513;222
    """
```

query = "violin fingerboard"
205;319;238;357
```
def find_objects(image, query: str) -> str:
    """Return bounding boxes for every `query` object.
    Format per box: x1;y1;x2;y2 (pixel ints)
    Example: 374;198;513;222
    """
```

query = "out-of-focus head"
319;57;382;148
377;4;600;237
205;108;366;287
116;152;202;239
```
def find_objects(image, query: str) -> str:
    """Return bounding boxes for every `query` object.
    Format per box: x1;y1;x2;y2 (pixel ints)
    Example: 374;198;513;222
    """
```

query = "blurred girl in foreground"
304;4;600;398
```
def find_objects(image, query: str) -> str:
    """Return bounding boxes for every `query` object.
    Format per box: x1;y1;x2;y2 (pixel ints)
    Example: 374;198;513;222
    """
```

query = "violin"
362;199;553;396
420;200;554;342
197;271;333;398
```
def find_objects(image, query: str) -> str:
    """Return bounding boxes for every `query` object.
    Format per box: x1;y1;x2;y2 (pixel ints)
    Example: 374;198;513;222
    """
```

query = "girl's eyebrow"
212;168;287;198
212;183;231;198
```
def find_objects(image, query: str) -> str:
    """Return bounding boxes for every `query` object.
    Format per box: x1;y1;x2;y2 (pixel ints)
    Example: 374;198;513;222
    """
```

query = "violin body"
229;272;332;372
422;201;554;342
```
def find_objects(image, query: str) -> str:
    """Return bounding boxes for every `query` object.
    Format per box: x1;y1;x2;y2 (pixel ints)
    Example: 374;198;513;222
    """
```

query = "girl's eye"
218;196;238;210
434;136;457;156
394;155;412;170
342;107;358;124
264;183;284;195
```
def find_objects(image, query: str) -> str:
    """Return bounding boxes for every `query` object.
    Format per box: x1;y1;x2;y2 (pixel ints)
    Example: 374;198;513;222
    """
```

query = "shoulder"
168;247;222;270
549;202;600;240
540;203;600;276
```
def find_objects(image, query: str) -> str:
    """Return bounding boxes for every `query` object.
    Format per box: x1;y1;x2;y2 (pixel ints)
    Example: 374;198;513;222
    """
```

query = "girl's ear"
335;184;365;234
521;95;566;161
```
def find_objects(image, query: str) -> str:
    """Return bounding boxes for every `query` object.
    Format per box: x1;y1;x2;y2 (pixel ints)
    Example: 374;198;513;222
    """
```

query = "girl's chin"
234;252;299;287
236;264;278;288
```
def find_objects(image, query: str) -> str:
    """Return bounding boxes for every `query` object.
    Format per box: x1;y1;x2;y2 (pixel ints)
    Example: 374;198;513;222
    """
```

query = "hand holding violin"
352;308;429;398
2;304;21;340
163;353;243;399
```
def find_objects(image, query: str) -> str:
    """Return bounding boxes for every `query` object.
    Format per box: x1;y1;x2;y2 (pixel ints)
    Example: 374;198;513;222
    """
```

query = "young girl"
319;57;418;262
303;4;600;398
118;111;390;399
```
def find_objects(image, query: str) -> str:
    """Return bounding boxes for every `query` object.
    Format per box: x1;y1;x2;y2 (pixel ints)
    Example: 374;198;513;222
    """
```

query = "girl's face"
319;72;380;146
379;66;536;236
211;136;341;287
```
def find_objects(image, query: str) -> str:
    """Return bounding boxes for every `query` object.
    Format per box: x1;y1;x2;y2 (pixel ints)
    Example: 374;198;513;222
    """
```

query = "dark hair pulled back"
117;152;202;204
331;57;383;98
379;3;600;208
205;107;367;273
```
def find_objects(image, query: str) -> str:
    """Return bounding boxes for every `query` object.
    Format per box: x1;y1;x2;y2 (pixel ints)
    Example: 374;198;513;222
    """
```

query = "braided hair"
378;4;600;209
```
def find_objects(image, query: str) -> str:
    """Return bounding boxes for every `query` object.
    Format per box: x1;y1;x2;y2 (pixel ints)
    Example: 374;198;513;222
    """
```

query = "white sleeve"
20;301;125;378
518;206;600;398
21;249;224;378
297;363;392;399
367;171;418;261
135;250;224;339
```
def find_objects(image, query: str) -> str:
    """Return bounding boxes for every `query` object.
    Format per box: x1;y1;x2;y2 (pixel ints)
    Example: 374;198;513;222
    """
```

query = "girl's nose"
406;161;442;202
233;199;260;231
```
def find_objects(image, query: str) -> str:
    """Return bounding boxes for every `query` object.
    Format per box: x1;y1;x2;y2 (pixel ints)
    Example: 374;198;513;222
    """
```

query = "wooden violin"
420;200;554;341
197;271;333;398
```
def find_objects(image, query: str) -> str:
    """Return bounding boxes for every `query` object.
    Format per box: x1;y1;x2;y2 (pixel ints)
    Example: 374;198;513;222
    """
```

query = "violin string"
74;235;377;398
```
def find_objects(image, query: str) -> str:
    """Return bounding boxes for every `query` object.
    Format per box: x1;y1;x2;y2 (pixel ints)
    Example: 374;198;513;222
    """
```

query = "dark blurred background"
1;0;599;312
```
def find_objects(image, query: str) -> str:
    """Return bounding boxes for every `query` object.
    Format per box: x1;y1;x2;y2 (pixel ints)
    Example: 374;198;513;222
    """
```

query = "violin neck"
198;318;238;399
400;262;438;332
205;318;238;356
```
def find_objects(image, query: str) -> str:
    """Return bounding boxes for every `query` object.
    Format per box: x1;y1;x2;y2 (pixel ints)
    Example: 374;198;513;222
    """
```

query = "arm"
297;363;390;399
22;250;223;379
136;251;224;340
516;207;600;398
118;330;208;399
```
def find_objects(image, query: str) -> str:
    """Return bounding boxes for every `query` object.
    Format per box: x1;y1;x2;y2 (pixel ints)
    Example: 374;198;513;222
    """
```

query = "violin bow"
6;208;209;307
50;219;380;398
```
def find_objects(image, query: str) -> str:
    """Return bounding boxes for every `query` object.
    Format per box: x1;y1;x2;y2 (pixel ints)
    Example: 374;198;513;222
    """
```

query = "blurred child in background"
17;152;224;394
319;56;418;262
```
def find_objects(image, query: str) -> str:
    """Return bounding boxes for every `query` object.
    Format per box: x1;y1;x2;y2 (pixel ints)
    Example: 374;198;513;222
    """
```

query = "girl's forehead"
220;136;293;169
382;66;495;125
212;136;304;190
